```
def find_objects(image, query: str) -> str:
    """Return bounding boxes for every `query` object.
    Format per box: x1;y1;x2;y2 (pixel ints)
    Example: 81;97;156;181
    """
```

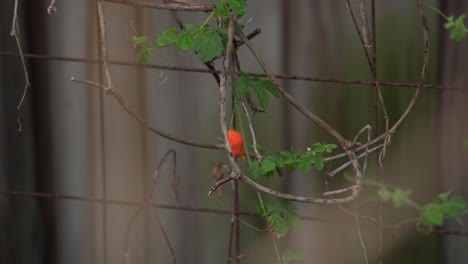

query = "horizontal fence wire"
1;50;466;92
1;190;467;238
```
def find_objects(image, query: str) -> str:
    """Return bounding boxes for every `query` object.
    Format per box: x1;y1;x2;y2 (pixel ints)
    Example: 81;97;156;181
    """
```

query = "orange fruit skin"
228;129;245;158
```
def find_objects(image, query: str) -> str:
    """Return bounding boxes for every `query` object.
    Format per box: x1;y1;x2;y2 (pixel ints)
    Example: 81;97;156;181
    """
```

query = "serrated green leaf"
249;160;260;181
261;157;276;173
176;30;195;51
297;154;312;173
136;46;154;63
238;72;251;96
312;155;325;171
229;0;246;16
279;150;293;160
445;196;467;217
253;78;280;98
421;204;445;226
133;35;147;48
251;81;270;110
313;143;326;153
264;201;299;239
155;28;178;48
216;0;229;20
325;144;337;153
444;16;455;29
193;31;224;62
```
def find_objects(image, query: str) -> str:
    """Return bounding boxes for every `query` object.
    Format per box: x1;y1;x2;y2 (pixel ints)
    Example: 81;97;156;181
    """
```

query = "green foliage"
154;28;178;47
377;185;468;231
248;143;337;181
444;15;468;41
228;0;247;16
214;0;229;20
258;200;299;239
133;22;225;63
237;72;279;111
193;28;224;62
431;7;468;41
276;250;302;264
132;36;154;63
377;187;412;208
418;191;467;230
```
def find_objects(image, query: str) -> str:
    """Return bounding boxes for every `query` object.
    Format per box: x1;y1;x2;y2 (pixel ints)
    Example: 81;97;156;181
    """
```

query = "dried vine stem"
104;0;212;11
11;0;31;131
345;0;390;158
217;12;242;175
123;150;177;264
72;1;221;150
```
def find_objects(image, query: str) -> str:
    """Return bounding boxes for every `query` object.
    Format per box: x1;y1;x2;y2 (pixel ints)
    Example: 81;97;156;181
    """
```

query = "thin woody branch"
71;77;222;149
237;33;348;146
217;12;242;174
104;0;212;11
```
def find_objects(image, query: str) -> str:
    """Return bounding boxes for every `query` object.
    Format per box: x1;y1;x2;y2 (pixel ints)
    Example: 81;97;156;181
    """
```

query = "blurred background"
1;0;467;263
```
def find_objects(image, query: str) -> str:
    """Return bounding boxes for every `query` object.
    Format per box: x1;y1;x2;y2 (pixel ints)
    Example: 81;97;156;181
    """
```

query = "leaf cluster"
378;187;468;230
132;0;247;64
132;24;224;63
418;191;468;230
249;143;337;181
431;7;468;41
258;200;300;239
444;15;468;41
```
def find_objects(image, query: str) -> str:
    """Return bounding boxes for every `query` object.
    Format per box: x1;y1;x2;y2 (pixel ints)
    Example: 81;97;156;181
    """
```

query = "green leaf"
324;143;337;153
136;46;154;63
378;188;392;202
132;35;147;48
184;23;200;32
193;31;224;62
253;79;280;98
444;16;455;29
176;30;195;51
228;0;246;16
251;81;270;110
420;204;445;227
238;72;251;96
263;201;299;239
312;155;325;171
155;28;178;47
216;0;229;20
255;144;266;153
297;154;312;173
261;157;277;173
313;143;326;153
249;161;260;181
392;188;412;208
445;196;467;217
